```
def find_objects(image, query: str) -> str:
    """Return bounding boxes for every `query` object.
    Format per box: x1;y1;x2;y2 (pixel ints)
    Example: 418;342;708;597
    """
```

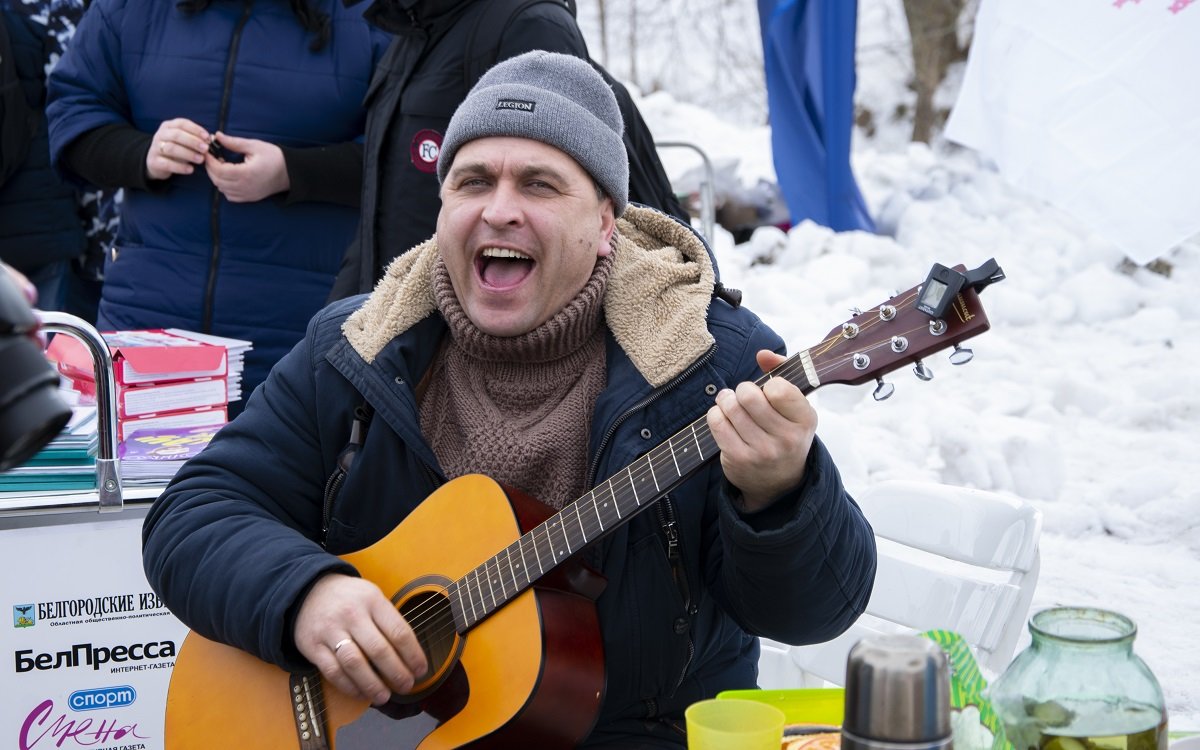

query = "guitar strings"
395;299;931;638
306;296;939;712
395;310;933;640
397;314;933;643
393;295;926;633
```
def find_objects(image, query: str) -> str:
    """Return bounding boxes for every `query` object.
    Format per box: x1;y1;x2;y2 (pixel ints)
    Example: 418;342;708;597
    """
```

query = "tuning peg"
873;378;895;401
849;307;863;316
913;360;934;381
949;344;974;365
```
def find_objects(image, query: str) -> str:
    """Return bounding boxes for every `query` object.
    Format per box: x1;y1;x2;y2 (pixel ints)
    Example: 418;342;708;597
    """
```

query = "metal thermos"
841;634;954;750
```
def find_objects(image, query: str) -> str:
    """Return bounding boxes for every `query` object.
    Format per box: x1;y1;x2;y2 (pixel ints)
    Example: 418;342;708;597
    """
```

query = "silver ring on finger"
333;638;352;654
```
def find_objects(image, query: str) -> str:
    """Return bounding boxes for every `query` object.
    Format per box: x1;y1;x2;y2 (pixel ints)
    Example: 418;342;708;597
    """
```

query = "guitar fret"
574;503;589;544
504;547;518;591
554;517;571;558
691;422;704;458
514;537;531;585
472;570;487;617
669;438;682;477
447;580;466;630
591;491;605;532
627;466;640;505
608;480;622;520
461;576;478;625
648;451;660;491
486;558;500;608
480;562;494;610
529;529;545;575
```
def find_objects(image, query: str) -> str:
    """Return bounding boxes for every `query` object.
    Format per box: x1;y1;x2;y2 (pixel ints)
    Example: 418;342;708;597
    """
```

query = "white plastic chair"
758;479;1043;687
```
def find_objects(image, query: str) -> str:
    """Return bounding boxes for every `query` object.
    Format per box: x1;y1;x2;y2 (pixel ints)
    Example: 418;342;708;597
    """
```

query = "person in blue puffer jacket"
45;0;390;411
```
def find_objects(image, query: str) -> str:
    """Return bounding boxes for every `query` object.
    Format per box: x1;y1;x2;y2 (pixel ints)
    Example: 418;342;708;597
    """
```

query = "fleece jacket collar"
342;205;716;387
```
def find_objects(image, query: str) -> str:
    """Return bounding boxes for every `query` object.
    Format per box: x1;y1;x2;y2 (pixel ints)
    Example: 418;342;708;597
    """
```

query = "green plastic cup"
686;698;786;750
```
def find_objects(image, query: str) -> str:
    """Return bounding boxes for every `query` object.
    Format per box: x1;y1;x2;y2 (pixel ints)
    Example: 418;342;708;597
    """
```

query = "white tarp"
945;0;1200;264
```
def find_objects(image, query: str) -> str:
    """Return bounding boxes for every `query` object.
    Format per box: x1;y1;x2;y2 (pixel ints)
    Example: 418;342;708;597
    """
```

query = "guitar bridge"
289;672;332;750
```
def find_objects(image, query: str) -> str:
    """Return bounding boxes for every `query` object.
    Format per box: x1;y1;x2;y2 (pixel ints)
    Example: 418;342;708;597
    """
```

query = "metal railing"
655;140;717;243
0;312;130;517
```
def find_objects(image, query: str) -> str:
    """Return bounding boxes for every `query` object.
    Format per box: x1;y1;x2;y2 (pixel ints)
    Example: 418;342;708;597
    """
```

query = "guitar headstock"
800;265;995;395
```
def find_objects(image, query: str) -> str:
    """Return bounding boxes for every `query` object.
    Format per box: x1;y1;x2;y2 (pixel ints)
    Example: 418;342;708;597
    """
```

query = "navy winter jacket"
45;0;390;398
143;207;876;746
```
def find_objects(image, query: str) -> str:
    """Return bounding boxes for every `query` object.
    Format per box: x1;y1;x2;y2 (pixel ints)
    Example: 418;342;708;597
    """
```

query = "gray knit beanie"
437;51;628;216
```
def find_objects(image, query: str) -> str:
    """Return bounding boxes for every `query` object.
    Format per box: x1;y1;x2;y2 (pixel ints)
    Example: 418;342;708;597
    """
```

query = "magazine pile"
44;328;252;485
0;405;99;493
118;424;221;486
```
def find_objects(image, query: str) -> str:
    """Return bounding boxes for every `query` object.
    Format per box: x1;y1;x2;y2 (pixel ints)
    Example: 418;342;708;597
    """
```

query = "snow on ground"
636;91;1200;729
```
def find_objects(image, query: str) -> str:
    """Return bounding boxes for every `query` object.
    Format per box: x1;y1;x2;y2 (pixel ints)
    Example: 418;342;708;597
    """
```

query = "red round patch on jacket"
410;129;443;174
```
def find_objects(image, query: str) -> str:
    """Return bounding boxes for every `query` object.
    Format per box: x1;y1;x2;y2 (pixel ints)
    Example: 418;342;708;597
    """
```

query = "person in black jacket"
0;2;104;323
328;0;589;299
329;0;691;300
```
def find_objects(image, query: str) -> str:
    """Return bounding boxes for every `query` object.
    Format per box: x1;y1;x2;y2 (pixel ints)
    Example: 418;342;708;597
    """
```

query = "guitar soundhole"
398;590;460;688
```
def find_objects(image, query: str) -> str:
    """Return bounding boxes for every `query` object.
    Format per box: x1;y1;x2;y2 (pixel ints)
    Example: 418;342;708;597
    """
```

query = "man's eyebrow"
447;161;570;185
515;164;569;184
446;161;494;180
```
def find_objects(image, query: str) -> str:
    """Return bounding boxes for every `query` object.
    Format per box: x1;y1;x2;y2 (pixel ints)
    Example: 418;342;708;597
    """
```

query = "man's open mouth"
477;247;535;289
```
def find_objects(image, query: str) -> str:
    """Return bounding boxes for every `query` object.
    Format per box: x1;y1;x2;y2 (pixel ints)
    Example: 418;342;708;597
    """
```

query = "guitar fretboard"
446;350;818;631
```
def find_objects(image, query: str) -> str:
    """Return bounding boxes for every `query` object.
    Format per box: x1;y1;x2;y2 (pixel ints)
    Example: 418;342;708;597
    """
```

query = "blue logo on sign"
68;685;137;711
12;604;35;628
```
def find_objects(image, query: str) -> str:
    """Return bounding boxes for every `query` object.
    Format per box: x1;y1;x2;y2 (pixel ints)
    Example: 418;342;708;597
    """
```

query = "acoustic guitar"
164;262;1001;750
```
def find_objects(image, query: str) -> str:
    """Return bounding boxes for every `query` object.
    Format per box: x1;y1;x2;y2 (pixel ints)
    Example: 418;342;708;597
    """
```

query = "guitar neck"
446;351;818;631
445;274;997;632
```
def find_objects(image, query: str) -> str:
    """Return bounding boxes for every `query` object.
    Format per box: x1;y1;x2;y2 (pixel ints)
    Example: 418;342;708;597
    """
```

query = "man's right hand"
293;573;429;705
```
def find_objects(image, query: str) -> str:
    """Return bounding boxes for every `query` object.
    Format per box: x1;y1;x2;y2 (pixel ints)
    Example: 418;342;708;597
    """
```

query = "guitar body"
165;474;606;749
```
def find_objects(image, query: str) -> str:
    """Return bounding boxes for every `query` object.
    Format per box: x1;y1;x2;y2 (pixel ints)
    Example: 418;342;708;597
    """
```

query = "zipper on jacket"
585;344;717;488
318;397;443;549
656;495;696;694
320;403;373;548
655;497;692;610
203;0;253;332
586;346;715;702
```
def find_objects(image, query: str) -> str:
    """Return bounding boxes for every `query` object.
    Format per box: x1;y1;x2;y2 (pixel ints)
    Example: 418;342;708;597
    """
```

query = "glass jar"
988;607;1167;750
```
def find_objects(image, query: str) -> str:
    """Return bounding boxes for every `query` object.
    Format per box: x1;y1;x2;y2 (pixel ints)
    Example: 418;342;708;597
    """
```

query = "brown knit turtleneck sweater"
418;254;614;509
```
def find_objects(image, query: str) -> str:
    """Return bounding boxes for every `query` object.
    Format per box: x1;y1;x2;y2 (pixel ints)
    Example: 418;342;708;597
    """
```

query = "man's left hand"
205;132;290;203
707;350;817;513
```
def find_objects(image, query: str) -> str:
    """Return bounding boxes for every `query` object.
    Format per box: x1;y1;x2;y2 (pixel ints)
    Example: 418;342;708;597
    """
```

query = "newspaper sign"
1;516;189;750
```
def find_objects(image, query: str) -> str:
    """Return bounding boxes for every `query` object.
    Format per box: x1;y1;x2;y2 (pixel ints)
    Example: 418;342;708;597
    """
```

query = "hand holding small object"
205;131;290;203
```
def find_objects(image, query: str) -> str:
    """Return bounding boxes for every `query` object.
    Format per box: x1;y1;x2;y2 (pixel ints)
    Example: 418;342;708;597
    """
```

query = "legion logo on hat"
496;99;536;112
410;129;443;174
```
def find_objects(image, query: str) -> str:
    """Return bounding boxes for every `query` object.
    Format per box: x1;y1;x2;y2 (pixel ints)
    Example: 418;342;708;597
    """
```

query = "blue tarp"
757;0;876;232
